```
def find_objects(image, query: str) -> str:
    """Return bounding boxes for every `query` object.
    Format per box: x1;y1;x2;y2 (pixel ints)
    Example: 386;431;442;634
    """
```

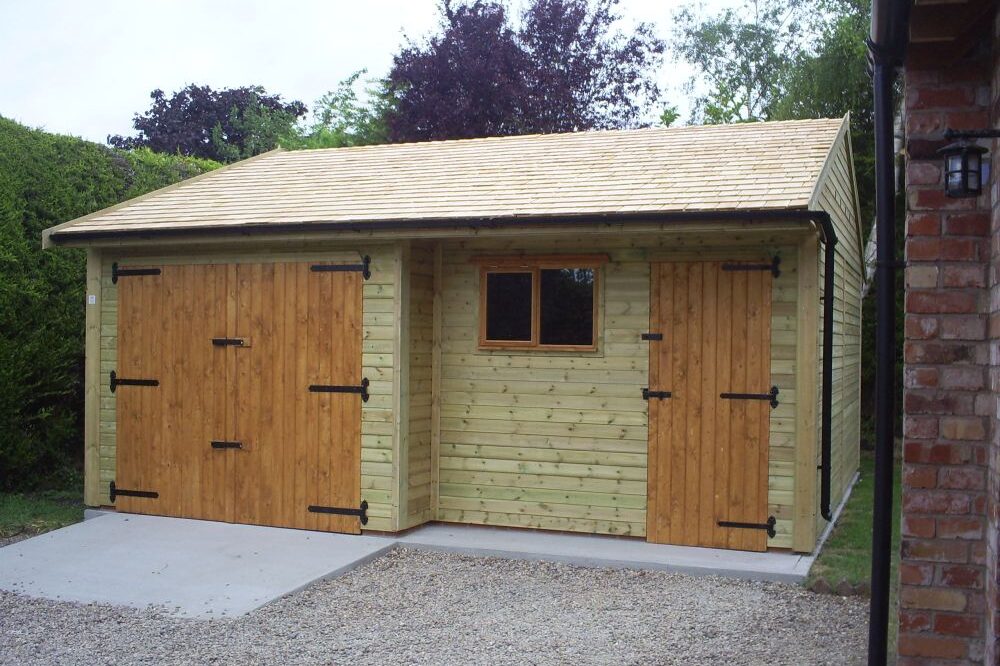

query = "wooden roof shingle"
46;117;847;243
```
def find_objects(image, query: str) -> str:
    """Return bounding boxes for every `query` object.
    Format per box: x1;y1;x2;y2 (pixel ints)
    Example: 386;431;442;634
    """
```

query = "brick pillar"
987;13;1000;665
901;52;993;664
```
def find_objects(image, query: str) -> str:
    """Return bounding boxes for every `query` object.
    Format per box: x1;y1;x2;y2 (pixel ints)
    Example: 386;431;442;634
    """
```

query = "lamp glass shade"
940;141;988;198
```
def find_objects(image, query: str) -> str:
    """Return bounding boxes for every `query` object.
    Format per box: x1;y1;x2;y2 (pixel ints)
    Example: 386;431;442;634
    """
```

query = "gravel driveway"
0;548;867;665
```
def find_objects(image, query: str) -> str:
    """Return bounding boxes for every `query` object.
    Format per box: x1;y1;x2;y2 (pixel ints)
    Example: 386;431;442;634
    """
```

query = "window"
476;255;606;351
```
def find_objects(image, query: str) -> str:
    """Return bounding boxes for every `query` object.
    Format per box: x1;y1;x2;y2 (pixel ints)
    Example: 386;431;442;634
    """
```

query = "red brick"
909;85;977;109
905;316;939;340
902;515;936;538
933;613;982;637
938;467;987;490
899;609;933;633
898;633;968;659
907;290;978;314
941;264;986;288
904;341;977;364
944;108;992;127
904;442;971;464
904;418;939;439
939;416;987;440
939;315;986;340
911;188;979;211
905;466;938;489
902;585;969;611
938;368;985;391
939;565;985;589
905;112;943;138
941;238;982;261
944;212;991;236
903;491;972;515
902;537;970;563
908;238;942;260
905;367;939;389
905;392;974;415
938;516;985;540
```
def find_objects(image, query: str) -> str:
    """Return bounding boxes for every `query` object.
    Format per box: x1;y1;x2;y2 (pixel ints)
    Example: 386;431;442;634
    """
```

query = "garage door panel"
115;270;164;516
232;262;363;534
115;265;233;519
116;260;363;534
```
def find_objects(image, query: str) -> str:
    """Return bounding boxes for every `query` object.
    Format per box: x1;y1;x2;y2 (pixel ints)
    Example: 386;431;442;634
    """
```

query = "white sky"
0;0;723;143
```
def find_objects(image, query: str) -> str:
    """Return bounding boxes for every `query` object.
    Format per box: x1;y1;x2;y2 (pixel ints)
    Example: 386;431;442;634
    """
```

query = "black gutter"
48;208;833;243
867;1;910;664
50;206;839;533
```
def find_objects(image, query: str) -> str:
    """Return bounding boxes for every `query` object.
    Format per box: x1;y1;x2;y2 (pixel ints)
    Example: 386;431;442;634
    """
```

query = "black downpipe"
821;220;837;521
867;58;898;666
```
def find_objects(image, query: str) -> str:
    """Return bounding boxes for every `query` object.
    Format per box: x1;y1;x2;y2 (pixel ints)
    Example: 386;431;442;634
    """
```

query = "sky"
0;0;720;143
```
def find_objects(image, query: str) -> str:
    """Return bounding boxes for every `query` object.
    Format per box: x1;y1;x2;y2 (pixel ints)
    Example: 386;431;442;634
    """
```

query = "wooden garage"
44;116;863;553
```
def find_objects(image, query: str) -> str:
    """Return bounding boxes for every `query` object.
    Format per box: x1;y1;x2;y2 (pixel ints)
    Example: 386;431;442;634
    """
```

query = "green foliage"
673;0;807;123
283;71;391;150
658;105;681;127
0;116;219;491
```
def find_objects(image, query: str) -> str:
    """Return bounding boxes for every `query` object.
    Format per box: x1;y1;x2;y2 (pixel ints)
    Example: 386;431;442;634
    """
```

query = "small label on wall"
87;294;97;305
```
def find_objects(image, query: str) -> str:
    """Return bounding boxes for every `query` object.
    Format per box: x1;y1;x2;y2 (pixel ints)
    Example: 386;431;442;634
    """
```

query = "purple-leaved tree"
385;0;664;142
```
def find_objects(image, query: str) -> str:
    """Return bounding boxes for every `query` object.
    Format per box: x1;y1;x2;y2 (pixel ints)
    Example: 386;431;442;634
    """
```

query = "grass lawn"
0;488;84;542
807;450;902;659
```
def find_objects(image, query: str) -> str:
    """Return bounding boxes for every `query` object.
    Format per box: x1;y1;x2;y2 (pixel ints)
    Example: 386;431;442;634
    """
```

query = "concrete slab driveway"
0;513;393;618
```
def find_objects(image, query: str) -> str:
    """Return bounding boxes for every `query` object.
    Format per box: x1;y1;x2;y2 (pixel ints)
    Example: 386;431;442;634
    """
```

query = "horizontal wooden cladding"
469;253;610;267
437;236;801;545
96;245;400;531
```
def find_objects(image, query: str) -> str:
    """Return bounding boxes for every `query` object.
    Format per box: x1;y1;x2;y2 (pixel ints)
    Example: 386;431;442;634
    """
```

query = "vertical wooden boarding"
231;262;363;534
115;265;231;518
114;270;160;515
304;265;363;534
647;261;773;552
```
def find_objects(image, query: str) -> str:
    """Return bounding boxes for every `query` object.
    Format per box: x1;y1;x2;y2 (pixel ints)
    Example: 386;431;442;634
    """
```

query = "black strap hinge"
641;333;663;341
310;255;371;280
111;263;161;284
642;388;672;400
718;516;776;539
308;500;369;525
720;386;779;409
210;440;243;450
722;256;781;278
109;481;159;503
309;377;369;402
211;337;246;347
110;370;159;393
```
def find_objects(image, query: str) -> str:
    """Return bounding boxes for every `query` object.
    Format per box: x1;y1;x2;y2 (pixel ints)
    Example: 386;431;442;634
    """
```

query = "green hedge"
0;117;218;490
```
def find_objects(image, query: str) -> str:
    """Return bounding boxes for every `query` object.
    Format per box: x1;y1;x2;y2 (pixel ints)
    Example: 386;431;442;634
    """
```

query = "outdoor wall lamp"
940;129;999;198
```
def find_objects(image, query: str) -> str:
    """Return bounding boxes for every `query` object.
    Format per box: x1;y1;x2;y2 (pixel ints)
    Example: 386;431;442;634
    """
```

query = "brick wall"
987;12;1000;665
901;43;994;664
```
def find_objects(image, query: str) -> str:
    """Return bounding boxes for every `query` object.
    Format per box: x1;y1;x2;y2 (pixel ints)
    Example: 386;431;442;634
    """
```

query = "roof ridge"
283;117;845;156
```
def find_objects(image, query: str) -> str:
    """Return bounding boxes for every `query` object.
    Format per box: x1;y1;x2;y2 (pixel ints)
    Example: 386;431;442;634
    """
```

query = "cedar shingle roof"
46;117;846;242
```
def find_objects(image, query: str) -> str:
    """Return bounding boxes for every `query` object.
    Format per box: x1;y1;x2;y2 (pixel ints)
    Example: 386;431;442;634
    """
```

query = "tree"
109;85;306;163
384;0;664;142
673;0;807;124
283;71;391;150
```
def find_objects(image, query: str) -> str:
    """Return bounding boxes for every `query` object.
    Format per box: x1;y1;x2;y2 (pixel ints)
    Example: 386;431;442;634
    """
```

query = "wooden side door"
115;264;232;520
647;261;773;552
232;262;364;534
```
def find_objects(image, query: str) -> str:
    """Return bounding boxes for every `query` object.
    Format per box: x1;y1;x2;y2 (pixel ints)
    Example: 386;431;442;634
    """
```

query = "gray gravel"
0;548;867;665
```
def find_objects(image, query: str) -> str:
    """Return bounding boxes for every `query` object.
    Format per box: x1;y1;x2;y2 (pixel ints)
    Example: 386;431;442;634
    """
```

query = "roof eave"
45;207;830;248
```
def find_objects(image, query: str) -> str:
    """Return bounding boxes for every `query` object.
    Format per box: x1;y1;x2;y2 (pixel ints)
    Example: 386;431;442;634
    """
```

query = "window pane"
485;272;533;341
540;268;594;346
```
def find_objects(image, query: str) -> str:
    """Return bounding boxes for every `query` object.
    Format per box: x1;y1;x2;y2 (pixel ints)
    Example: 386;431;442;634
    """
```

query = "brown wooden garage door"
646;261;774;552
113;261;365;534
